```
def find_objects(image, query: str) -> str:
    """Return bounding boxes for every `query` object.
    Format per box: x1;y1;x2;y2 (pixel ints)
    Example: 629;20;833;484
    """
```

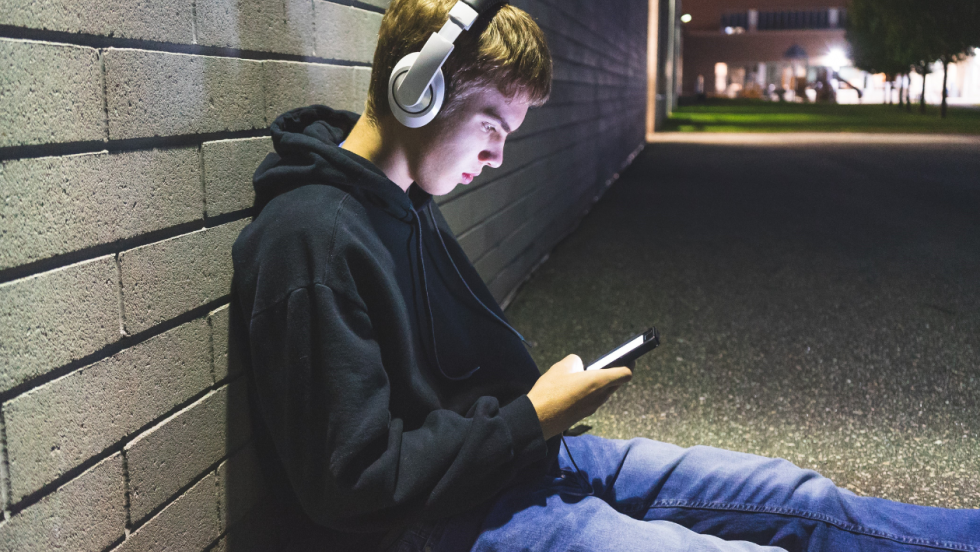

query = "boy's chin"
423;180;459;197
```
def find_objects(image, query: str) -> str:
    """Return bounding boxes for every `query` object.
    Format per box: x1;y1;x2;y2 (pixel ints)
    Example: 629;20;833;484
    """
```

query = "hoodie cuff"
499;394;548;467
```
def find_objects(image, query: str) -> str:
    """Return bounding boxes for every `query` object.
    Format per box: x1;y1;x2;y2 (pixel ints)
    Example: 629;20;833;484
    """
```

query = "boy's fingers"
559;354;584;373
593;366;632;386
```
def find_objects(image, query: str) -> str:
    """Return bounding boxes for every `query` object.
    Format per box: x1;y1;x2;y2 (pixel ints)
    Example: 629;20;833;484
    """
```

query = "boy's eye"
483;122;496;133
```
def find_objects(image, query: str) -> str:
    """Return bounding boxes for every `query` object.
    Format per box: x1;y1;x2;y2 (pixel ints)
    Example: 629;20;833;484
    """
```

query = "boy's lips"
461;172;476;184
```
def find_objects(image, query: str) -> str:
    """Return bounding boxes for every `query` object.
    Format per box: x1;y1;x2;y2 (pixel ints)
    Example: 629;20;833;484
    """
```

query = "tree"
916;0;980;117
846;0;918;106
911;60;932;114
846;0;906;78
847;0;980;118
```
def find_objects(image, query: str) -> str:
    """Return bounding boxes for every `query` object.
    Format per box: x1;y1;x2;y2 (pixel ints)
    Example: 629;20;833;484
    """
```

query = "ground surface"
665;99;980;135
505;134;980;509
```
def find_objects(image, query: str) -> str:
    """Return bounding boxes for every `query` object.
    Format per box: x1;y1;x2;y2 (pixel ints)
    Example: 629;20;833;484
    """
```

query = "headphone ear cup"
388;52;446;128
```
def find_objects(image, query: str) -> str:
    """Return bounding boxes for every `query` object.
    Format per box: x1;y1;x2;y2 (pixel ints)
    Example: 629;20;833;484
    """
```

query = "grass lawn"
665;99;980;134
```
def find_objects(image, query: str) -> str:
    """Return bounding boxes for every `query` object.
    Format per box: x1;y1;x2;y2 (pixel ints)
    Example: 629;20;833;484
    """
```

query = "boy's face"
408;86;530;196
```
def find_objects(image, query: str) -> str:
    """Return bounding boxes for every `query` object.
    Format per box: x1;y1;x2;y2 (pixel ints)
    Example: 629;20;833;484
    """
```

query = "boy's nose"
480;146;503;168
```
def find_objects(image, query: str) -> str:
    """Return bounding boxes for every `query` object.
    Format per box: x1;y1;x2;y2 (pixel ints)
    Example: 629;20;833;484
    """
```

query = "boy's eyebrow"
482;107;512;134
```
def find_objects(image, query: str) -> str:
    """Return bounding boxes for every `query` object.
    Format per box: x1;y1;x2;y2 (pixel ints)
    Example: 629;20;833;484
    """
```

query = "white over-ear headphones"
388;0;506;128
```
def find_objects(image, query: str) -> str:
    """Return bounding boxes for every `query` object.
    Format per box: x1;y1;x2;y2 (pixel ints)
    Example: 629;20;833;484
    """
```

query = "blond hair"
366;0;552;124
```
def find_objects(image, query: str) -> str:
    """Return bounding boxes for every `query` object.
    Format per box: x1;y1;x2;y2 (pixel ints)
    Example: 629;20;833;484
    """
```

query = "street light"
827;48;849;71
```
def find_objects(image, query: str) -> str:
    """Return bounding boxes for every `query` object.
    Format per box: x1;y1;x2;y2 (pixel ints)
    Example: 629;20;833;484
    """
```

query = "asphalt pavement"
505;134;980;509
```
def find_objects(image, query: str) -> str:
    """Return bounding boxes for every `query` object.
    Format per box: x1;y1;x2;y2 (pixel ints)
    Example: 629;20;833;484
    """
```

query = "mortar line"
206;308;218;385
115;253;130;338
101;535;126;552
199;144;209;220
310;0;318;58
99;49;110;142
213;456;223;538
121;448;132;530
0;408;13;518
191;0;199;45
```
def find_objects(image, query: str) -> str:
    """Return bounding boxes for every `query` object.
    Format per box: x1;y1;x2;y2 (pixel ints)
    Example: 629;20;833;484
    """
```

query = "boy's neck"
341;114;414;192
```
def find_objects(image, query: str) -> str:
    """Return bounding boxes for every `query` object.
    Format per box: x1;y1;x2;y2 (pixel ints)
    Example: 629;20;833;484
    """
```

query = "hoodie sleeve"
246;280;549;531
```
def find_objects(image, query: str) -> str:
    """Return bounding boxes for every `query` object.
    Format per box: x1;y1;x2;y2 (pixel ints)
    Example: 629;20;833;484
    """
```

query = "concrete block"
118;219;250;334
0;149;203;271
208;304;245;382
0;0;193;44
3;319;212;504
196;0;314;56
114;472;221;552
202;137;272;217
0;453;125;552
0;256;119;395
217;443;267;531
264;61;362;122
313;2;382;63
104;50;265;140
0;39;105;148
126;381;250;524
352;66;371;112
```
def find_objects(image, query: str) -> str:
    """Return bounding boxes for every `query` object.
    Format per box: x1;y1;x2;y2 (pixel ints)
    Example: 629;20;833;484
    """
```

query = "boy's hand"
527;354;633;440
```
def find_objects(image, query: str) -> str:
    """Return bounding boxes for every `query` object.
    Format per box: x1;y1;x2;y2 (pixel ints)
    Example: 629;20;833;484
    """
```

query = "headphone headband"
460;0;506;13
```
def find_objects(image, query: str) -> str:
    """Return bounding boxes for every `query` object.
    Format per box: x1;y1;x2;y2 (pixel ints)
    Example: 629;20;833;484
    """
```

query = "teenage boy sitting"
230;1;980;551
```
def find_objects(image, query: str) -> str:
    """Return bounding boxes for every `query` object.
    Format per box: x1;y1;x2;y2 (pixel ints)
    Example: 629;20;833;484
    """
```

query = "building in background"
679;0;980;105
682;0;851;102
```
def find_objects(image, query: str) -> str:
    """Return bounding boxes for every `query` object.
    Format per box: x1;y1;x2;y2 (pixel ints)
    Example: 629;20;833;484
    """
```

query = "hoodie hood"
253;104;428;220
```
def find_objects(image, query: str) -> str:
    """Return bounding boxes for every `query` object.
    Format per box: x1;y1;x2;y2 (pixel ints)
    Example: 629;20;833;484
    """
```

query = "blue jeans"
394;435;980;552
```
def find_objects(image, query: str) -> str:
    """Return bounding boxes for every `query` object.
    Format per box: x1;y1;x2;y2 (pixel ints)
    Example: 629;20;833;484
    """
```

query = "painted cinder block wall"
0;0;647;549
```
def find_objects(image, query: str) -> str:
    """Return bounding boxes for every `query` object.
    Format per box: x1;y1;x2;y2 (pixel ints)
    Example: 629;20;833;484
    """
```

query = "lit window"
715;62;728;94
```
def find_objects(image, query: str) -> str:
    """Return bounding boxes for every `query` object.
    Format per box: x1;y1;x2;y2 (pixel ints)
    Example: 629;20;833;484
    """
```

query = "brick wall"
0;0;646;549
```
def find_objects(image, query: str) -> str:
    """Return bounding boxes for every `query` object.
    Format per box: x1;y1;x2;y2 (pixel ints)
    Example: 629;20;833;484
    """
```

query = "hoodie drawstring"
415;210;480;381
426;203;532;347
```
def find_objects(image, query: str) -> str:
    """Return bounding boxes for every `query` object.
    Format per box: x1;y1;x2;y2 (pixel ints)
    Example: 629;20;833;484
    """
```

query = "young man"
231;1;980;551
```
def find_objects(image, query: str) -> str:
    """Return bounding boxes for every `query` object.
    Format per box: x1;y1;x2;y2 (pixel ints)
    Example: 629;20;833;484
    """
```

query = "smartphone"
585;327;660;371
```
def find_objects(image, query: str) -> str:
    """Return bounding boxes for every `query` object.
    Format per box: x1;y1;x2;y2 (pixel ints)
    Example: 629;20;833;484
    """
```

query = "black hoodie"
231;105;559;545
